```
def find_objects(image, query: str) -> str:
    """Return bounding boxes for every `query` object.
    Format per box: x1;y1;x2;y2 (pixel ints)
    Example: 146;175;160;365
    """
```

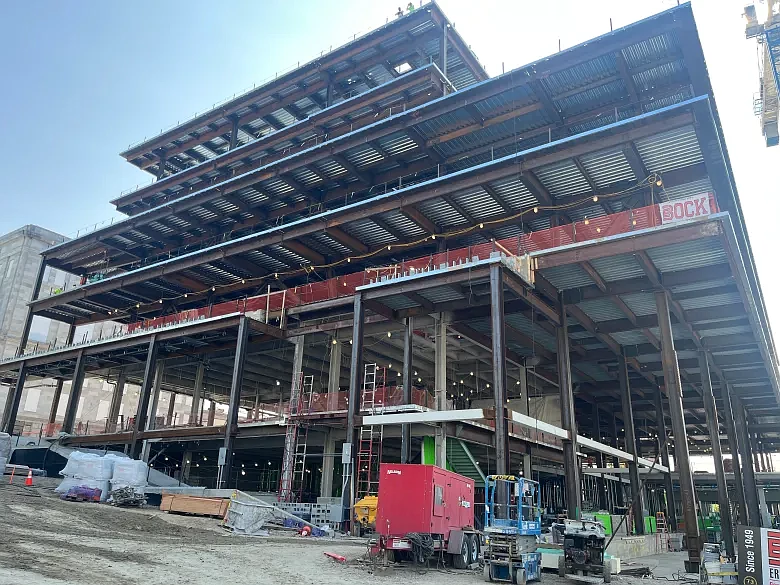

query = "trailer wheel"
558;555;566;578
468;533;479;564
483;563;492;582
452;536;469;569
515;568;527;585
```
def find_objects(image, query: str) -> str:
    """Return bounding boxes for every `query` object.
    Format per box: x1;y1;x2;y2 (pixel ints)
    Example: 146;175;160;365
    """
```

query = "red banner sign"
658;193;713;224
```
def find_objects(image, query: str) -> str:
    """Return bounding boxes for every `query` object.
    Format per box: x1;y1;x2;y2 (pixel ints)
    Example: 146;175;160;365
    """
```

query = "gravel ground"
0;476;681;585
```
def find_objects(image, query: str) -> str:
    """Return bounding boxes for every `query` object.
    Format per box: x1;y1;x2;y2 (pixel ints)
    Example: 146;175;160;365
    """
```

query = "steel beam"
656;291;700;566
130;336;159;458
557;292;581;519
401;316;413;463
490;264;510;474
61;350;87;434
733;393;762;526
619;348;646;533
699;351;735;557
654;387;678;531
221;316;249;487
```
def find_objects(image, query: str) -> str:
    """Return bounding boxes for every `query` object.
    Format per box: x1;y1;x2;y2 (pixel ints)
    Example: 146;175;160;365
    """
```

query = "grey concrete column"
321;431;336;498
733;393;762;526
130;336;160;459
618;349;645;534
655;291;700;566
321;338;342;497
722;382;747;525
401;316;413;464
557;292;581;519
190;362;205;425
147;362;164;430
62;350;87;434
490;265;510;474
344;294;365;524
221;317;249;488
207;401;216;426
166;392;176;426
107;370;127;432
434;312;448;468
654;387;678;531
699;351;735;558
2;362;28;434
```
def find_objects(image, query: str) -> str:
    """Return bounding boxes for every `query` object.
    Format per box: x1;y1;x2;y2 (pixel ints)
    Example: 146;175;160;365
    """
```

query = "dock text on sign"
658;193;712;225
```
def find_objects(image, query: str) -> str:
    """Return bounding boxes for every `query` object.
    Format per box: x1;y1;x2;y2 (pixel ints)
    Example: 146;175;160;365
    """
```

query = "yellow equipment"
354;495;378;530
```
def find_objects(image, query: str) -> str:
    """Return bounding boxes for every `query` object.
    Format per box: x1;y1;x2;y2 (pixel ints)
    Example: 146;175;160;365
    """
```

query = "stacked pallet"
160;494;230;518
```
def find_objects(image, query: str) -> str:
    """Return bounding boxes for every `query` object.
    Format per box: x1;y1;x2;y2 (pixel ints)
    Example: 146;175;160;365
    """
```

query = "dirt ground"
0;476;683;585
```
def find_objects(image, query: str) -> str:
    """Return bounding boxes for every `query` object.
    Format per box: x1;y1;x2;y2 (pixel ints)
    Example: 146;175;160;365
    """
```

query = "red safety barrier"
124;197;716;335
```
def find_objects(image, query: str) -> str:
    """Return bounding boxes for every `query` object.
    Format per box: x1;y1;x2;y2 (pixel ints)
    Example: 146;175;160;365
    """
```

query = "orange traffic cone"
24;469;33;487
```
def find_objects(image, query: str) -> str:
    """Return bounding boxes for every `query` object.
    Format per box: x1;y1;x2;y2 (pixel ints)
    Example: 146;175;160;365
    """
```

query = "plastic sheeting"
111;459;149;488
55;478;110;502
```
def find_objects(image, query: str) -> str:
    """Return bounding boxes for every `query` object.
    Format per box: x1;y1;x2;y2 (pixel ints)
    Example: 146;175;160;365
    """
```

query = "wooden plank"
159;494;229;518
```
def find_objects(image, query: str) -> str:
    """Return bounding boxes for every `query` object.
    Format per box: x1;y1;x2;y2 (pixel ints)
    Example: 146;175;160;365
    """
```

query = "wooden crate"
160;494;230;518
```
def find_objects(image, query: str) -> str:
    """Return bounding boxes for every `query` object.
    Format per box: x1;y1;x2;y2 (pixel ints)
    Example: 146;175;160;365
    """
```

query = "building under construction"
1;2;778;567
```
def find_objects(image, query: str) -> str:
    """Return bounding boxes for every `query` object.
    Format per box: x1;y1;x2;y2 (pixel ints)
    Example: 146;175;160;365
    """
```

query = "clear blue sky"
2;0;778;328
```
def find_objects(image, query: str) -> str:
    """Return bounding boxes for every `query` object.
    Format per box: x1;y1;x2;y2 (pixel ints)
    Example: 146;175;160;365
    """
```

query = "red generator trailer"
374;463;480;569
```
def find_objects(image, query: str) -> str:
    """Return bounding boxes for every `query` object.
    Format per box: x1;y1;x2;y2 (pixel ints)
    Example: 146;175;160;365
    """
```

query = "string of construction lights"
101;172;663;319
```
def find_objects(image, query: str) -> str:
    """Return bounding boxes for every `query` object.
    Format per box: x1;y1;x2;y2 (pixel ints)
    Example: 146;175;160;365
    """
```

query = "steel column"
147;362;164;430
439;23;449;82
434;313;448;468
733;393;762;526
207;401;216;426
490;265;509;474
519;366;532;478
48;324;76;425
166;392;176;426
655;291;700;566
593;403;608;511
130;336;159;458
2;363;28;434
618;348;646;534
16;257;47;357
557;292;581;519
654;387;678;531
107;370;127;433
221;317;249;487
344;294;365;522
156;149;167;180
61;350;87;434
401;316;413;464
229;115;240;150
190;362;205;424
609;413;625;506
722;382;746;525
322;338;342;496
699;351;735;557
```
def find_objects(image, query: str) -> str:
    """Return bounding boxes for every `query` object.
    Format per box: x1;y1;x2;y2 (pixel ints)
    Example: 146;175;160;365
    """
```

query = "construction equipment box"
376;463;474;537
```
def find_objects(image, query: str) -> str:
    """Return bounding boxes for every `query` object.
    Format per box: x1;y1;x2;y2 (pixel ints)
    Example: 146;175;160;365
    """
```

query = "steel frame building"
1;2;778;565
